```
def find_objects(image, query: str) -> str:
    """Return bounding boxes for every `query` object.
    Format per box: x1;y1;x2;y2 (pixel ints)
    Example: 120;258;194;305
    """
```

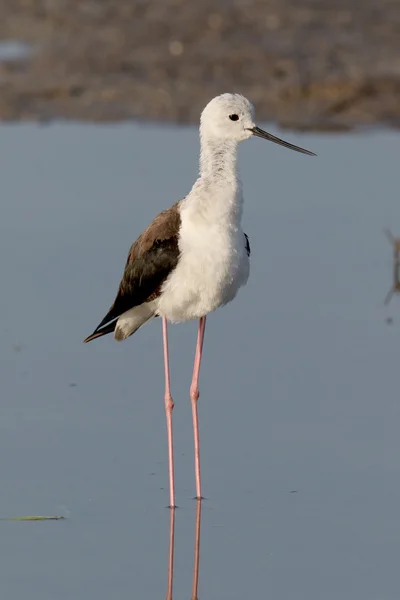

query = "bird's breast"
157;219;249;322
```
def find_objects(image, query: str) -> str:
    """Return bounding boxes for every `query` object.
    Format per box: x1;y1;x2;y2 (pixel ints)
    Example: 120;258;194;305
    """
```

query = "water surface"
0;123;399;599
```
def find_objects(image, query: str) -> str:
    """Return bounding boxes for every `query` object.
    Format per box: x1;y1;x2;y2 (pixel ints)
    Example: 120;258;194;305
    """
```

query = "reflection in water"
191;501;202;600
384;228;400;305
166;501;202;600
166;508;175;600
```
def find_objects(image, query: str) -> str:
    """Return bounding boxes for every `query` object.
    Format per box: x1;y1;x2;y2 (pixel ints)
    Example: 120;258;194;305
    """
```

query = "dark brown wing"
83;203;181;342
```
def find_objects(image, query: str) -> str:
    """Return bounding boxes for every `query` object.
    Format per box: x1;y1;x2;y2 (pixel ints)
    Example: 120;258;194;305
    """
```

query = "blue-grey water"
0;122;399;599
0;40;32;62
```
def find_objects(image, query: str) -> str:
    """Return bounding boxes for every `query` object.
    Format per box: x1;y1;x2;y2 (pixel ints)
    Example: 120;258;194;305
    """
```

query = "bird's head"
200;93;315;155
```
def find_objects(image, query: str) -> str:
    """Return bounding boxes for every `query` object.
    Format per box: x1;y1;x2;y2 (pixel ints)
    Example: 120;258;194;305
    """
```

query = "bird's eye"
229;114;239;121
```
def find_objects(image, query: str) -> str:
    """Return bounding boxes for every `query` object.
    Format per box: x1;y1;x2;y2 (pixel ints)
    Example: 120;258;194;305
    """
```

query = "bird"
83;93;315;508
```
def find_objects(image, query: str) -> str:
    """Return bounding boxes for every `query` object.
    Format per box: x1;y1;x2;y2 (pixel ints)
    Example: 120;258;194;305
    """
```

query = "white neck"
199;134;239;183
182;133;243;226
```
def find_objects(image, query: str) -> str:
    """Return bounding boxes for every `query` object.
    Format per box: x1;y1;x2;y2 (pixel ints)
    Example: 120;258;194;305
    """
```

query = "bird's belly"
156;239;249;322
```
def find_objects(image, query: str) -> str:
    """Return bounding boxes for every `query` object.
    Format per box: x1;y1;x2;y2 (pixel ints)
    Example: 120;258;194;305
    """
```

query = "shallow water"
0;40;32;62
0;122;399;599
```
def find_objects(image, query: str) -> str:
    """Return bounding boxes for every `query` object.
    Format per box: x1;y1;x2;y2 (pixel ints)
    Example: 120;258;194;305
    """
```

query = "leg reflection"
191;500;202;600
166;508;175;600
165;501;203;600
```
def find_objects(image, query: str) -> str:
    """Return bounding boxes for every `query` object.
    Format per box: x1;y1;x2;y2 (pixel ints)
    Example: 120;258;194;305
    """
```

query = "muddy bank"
0;0;400;130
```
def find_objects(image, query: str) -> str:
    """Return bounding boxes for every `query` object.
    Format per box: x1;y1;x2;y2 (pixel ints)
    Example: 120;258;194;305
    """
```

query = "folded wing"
83;203;181;342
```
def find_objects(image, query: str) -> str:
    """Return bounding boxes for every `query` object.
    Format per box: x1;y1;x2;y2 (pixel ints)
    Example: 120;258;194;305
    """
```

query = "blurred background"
1;2;400;600
0;0;400;129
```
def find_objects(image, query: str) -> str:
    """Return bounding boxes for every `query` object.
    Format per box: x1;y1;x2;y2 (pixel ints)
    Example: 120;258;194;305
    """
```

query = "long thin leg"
162;317;176;508
190;316;206;500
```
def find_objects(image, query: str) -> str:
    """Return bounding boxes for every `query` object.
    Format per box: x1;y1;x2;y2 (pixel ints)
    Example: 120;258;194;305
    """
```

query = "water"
0;122;399;599
0;40;32;62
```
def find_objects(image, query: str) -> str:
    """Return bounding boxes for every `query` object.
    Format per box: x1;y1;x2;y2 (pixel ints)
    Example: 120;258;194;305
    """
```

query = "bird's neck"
199;135;239;184
182;135;244;226
184;136;243;223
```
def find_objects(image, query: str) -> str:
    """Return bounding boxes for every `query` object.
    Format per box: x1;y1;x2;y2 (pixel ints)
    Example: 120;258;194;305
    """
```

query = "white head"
200;93;256;142
200;93;315;155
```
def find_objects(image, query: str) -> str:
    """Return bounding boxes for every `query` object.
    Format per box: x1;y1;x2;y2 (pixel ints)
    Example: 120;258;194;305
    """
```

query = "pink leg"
162;317;176;508
190;316;207;500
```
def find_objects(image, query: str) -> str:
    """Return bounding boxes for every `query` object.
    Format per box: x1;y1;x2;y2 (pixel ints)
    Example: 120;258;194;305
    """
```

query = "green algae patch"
0;516;66;521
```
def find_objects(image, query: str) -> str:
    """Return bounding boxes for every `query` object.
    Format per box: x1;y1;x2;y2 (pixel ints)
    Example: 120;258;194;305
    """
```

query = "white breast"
156;192;250;323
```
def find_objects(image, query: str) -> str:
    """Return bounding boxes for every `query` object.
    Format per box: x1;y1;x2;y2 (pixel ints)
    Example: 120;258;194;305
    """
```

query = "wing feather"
83;202;181;343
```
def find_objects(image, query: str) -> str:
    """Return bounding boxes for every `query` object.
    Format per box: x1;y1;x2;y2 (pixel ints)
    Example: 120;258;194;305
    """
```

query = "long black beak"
248;126;316;156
